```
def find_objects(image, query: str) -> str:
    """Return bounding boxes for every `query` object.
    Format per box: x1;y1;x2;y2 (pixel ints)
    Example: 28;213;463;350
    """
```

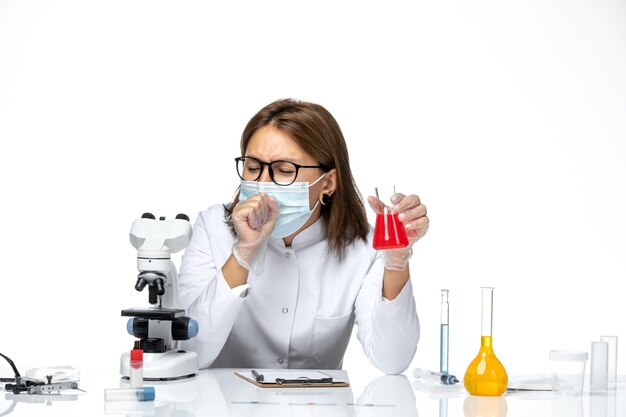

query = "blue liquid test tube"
440;289;449;374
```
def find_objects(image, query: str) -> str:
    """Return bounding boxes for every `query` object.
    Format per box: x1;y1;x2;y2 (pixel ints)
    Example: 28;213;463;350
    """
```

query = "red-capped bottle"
130;342;143;388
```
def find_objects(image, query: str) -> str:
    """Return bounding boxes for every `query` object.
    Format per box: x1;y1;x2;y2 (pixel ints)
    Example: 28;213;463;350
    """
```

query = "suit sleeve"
354;255;420;374
178;210;248;368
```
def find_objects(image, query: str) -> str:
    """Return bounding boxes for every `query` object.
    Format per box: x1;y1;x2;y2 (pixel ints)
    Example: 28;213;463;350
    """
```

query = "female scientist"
179;99;429;374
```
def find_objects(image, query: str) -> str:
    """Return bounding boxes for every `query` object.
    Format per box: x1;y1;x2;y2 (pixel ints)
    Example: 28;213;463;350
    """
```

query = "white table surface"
1;366;624;417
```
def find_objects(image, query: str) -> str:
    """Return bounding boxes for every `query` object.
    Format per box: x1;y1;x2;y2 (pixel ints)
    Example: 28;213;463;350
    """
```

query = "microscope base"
120;349;198;381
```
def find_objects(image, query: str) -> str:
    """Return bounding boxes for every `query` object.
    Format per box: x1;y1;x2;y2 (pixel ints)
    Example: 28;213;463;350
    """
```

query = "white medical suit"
179;204;419;374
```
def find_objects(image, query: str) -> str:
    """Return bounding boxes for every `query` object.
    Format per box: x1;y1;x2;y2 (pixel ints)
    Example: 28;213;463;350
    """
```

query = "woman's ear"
322;169;338;197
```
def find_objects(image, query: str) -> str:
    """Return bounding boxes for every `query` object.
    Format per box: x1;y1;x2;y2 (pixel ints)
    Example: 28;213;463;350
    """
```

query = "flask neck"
480;287;494;337
481;335;493;348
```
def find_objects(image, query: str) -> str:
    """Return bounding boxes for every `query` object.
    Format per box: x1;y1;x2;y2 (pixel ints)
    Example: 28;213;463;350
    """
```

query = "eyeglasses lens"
236;158;298;185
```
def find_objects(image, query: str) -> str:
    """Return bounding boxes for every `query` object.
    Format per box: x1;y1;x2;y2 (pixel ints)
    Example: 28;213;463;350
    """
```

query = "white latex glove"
231;193;279;275
367;192;429;271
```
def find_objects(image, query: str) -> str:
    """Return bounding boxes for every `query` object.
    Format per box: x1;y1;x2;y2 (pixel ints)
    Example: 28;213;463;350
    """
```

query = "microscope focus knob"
126;317;149;339
172;317;199;341
175;213;190;221
141;212;156;219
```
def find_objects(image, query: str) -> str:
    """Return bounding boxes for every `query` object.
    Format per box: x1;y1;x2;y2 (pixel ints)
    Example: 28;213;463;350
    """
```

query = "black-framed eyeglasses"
235;156;329;186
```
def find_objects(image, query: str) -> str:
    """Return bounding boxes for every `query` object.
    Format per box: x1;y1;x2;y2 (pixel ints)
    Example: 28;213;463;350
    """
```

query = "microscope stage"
121;308;186;320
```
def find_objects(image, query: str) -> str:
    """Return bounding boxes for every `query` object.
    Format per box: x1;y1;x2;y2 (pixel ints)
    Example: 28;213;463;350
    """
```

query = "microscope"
120;212;199;381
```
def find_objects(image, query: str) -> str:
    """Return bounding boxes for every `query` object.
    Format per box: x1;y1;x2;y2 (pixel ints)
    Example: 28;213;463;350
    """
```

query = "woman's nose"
258;167;273;183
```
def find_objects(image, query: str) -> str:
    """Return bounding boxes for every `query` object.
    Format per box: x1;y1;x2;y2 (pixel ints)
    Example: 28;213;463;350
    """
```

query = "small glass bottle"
464;287;508;396
130;342;143;388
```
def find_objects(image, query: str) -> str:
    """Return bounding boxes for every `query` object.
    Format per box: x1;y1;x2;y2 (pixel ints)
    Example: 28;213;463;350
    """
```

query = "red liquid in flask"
373;210;409;250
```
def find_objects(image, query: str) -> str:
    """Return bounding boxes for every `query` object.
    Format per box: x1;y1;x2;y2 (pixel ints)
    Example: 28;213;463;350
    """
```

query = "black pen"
276;377;333;384
251;370;264;382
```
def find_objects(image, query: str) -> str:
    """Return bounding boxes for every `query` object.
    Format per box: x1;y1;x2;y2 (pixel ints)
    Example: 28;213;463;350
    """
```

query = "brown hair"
227;98;369;259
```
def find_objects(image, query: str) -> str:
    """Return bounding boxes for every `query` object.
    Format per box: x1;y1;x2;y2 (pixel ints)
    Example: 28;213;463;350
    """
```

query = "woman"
179;99;429;374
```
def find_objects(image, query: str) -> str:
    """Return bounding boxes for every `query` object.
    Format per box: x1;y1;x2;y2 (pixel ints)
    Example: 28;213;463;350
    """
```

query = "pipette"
413;368;460;385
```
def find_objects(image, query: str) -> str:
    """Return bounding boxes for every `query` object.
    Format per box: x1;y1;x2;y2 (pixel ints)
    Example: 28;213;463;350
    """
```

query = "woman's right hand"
232;193;279;243
231;193;279;274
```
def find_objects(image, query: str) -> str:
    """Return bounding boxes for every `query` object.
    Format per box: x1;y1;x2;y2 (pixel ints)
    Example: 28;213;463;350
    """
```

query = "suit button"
277;358;284;364
282;308;288;314
285;252;291;258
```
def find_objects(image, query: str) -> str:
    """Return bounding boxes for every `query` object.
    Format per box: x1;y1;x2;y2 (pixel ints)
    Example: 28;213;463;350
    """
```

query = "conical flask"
464;287;508;396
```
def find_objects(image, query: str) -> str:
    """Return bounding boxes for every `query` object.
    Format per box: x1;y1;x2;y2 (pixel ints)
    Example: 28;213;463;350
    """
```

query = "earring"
320;193;332;206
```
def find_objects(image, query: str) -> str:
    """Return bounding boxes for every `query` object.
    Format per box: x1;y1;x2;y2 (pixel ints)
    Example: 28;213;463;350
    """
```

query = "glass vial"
130;345;143;388
600;335;618;389
590;341;609;392
463;287;508;396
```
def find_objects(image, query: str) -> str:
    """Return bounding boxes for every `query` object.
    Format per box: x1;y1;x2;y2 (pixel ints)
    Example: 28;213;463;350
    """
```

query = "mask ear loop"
313;173;331;206
307;172;327;188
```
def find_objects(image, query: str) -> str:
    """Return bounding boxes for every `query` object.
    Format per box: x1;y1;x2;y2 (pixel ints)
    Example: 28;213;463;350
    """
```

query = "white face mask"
239;174;326;238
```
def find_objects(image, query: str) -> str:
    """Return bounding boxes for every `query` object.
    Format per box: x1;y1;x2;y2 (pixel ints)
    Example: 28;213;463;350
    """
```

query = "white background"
1;0;625;396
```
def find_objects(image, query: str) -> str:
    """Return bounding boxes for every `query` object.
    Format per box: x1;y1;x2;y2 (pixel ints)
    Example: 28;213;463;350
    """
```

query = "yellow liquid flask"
464;287;508;396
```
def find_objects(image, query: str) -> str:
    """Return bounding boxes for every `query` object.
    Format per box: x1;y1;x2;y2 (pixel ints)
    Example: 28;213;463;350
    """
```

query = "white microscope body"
120;213;199;381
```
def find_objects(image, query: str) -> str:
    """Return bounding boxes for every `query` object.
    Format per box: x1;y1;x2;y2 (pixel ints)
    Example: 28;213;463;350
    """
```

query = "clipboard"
234;370;350;388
